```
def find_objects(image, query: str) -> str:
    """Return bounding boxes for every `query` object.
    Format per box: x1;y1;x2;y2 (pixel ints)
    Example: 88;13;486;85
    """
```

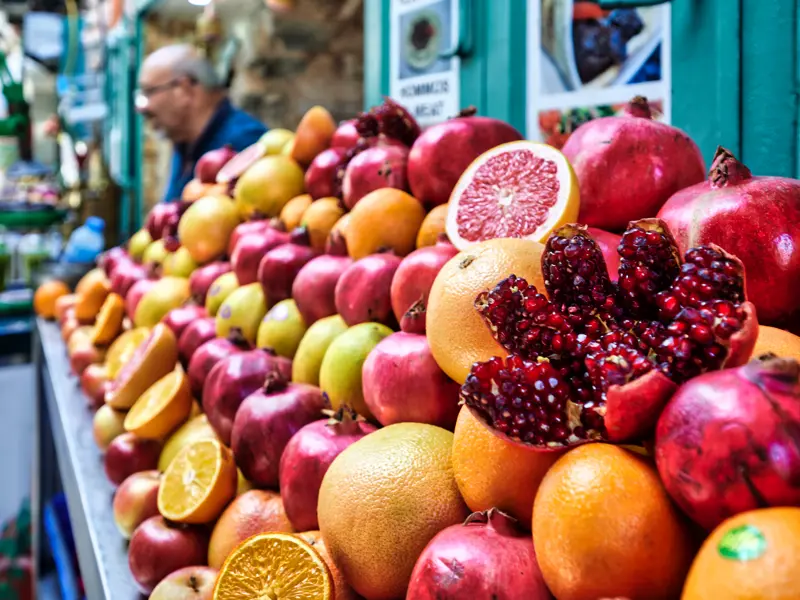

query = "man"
135;44;267;202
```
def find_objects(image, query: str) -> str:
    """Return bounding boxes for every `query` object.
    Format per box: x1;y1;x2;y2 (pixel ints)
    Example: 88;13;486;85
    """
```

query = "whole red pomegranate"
187;334;249;399
390;238;458;334
334;252;402;326
231;372;326;488
459;219;758;449
292;254;353;325
305;147;347;200
177;317;217;367
146;201;189;241
407;109;523;207
125;278;157;321
203;348;293;445
586;227;621;282
342;142;409;210
195;145;236;184
231;229;290;286
258;238;317;307
331;119;360;150
658;147;800;328
161;304;208;340
363;332;460;429
110;260;149;298
189;261;232;304
562;97;706;231
100;246;130;277
407;509;552;600
278;407;377;531
228;219;274;257
655;354;800;531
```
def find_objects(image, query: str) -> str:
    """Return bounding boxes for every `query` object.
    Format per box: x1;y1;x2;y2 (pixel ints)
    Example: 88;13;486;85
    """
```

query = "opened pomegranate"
203;348;293;445
358;97;421;148
177;317;217;367
258;237;317;307
331;119;360;150
292;254;353;325
278;407;377;531
231;371;326;488
586;227;621;282
562;97;705;231
161;305;208;340
305;147;347;199
658;146;800;328
187;334;250;399
342;142;409;210
407;509;551;600
195;145;236;184
460;219;758;448
655;354;800;530
231;229;290;286
334;252;402;326
189;261;232;305
407;108;523;207
390;238;458;334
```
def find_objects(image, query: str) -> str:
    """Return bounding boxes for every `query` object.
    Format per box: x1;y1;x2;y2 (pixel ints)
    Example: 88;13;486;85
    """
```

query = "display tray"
35;319;142;600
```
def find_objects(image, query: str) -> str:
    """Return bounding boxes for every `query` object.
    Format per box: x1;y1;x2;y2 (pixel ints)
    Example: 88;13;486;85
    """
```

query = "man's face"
136;63;195;142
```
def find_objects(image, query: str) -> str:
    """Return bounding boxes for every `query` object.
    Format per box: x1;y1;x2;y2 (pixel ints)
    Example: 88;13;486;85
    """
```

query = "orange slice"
446;140;580;250
123;368;192;440
157;439;237;524
90;293;125;345
105;327;151;379
213;533;332;600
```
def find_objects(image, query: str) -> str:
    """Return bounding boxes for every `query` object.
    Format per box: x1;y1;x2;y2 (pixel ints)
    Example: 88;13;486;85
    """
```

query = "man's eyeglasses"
134;77;195;110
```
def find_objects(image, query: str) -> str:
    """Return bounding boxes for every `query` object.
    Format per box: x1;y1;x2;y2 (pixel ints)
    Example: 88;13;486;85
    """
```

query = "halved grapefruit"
216;141;267;185
446;141;580;250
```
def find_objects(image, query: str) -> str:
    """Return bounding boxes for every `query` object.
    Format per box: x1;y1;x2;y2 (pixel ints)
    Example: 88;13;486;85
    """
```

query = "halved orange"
123;368;192;440
213;533;332;600
90;293;125;345
105;327;151;379
158;438;237;524
446;140;580;250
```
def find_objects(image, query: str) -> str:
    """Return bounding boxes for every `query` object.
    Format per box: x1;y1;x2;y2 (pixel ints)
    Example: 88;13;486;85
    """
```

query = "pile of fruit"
33;95;800;600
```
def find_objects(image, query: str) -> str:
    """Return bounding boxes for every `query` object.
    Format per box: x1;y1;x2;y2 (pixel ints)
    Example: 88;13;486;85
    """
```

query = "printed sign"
389;0;461;127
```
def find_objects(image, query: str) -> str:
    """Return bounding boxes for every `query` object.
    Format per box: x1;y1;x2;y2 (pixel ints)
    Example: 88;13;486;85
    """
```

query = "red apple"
149;566;218;600
113;470;161;539
80;363;108;410
93;404;127;451
128;517;209;594
68;341;105;376
61;312;80;342
104;432;161;486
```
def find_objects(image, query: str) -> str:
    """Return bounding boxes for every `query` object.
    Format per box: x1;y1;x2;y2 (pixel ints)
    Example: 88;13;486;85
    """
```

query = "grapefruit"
215;282;267;344
446;140;580;250
178;196;241;265
300;197;345;252
134;277;191;329
345;188;426;259
128;229;153;261
288;106;336;166
280;193;313;231
751;325;800;362
416;203;449;248
260;128;295;155
233;156;305;220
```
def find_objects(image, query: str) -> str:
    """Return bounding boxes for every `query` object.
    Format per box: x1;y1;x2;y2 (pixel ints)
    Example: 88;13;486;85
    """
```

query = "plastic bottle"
62;216;105;264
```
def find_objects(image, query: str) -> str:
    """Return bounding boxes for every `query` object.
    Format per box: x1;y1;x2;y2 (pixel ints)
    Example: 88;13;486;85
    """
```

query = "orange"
682;507;800;600
90;293;124;345
213;532;332;600
288;105;336;166
34;280;71;319
280;193;313;231
325;213;351;253
296;531;358;600
317;423;468;600
426;237;546;383
346;188;426;260
105;327;151;379
157;438;237;524
208;490;294;569
74;277;111;323
75;267;107;296
532;444;695;600
233;156;305;221
751;325;800;362
452;406;561;527
416;203;449;248
123;368;192;440
158;413;219;472
446;140;580;250
300;197;345;252
236;469;253;496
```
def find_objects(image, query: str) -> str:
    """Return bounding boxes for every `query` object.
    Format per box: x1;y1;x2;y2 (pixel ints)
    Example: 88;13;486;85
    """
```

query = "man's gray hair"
143;43;221;90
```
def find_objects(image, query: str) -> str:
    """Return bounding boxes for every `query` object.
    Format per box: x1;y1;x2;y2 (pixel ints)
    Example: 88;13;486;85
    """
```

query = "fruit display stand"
33;318;139;599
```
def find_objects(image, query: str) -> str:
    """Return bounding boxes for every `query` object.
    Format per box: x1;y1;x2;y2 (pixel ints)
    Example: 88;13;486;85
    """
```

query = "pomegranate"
407;108;523;207
342;142;409;210
658;146;800;328
177;317;217;367
562;97;706;231
334;252;402;326
100;246;130;277
292;254;353;325
390;239;458;334
231;229;290;286
586;227;621;282
363;332;460;429
305;147;347;200
195;145;237;184
228;219;274;257
189;261;232;305
187;334;250;399
258;238;317;307
360;97;421;148
125;279;157;321
278;407;377;531
110;260;149;298
655;354;800;531
407;509;551;600
331;119;360;150
203;348;293;445
146;201;189;241
459;219;758;449
231;372;326;488
161;305;208;340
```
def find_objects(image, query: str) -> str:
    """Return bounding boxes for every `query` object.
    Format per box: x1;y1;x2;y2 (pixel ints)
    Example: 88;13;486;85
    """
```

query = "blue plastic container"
62;217;105;264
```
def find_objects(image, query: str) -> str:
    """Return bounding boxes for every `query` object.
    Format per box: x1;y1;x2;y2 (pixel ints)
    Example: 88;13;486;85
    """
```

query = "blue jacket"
164;99;267;202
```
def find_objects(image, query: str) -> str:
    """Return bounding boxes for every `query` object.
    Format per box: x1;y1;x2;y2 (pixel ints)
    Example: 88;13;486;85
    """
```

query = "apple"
104;432;161;486
92;404;127;451
149;566;218;600
61;312;80;342
128;516;209;594
80;363;108;410
113;470;161;539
